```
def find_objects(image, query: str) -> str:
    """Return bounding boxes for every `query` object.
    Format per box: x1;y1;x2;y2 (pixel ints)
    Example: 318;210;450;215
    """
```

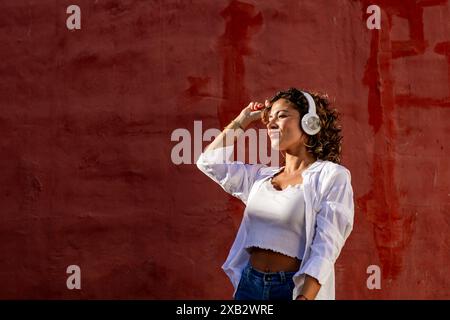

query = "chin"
270;140;284;151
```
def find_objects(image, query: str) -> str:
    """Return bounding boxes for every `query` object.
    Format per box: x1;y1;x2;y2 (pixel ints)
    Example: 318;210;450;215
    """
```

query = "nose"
267;118;278;129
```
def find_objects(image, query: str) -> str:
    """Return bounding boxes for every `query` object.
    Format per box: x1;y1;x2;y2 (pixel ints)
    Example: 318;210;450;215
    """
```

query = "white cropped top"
196;145;355;300
244;177;306;260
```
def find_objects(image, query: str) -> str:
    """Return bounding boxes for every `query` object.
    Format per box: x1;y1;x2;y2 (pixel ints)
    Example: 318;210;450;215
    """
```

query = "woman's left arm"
297;166;355;300
296;275;321;300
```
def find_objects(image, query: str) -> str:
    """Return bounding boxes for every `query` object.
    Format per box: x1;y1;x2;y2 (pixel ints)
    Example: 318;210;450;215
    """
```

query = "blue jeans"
234;260;297;300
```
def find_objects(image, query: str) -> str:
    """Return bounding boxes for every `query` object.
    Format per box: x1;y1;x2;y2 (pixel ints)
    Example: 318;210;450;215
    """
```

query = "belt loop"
280;271;286;283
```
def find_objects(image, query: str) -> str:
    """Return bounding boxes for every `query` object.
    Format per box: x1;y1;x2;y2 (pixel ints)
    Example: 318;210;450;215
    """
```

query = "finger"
265;99;270;107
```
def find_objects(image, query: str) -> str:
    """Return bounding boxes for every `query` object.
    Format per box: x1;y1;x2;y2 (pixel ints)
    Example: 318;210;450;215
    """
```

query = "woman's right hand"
236;100;270;129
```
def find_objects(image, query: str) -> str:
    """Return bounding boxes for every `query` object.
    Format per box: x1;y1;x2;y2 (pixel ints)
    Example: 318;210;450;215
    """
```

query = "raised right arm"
204;101;266;152
196;101;268;204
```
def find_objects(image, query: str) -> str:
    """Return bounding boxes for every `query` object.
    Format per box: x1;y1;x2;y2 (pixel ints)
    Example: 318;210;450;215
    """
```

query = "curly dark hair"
261;87;343;164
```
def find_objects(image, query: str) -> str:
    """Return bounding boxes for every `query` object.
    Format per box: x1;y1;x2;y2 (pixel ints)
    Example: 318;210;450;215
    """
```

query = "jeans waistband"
245;260;297;283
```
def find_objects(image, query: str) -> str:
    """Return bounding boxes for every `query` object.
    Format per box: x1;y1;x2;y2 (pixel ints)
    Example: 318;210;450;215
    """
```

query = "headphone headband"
300;91;317;115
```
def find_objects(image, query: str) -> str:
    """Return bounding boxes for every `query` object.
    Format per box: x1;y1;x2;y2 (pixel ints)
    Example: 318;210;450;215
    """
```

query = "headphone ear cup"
301;113;321;135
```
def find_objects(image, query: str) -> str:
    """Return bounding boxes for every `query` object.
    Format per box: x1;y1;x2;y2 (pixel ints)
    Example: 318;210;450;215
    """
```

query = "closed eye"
269;114;287;120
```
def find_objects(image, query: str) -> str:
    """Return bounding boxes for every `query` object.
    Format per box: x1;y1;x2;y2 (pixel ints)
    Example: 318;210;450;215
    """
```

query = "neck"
283;146;316;175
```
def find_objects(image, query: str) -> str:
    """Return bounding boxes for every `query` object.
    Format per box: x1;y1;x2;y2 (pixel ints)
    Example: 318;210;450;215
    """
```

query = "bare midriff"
248;247;301;273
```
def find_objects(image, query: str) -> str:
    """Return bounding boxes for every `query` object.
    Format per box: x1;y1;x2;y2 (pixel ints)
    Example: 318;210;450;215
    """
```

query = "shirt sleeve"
299;166;355;285
196;145;266;204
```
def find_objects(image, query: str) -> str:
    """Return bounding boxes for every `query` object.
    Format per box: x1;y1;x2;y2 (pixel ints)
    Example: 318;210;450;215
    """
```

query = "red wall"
0;0;448;299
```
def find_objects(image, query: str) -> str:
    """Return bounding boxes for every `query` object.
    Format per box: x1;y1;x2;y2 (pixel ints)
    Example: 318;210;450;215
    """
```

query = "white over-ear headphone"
300;91;321;135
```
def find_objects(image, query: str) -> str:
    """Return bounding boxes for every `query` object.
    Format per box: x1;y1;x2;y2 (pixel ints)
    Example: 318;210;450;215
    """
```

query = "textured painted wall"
0;0;448;299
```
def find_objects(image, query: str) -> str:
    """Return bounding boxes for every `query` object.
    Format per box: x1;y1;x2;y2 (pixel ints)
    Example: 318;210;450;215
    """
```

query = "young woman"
196;88;354;300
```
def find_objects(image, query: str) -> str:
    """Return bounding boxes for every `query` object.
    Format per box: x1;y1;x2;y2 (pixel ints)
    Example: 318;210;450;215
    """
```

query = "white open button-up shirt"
196;145;354;300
